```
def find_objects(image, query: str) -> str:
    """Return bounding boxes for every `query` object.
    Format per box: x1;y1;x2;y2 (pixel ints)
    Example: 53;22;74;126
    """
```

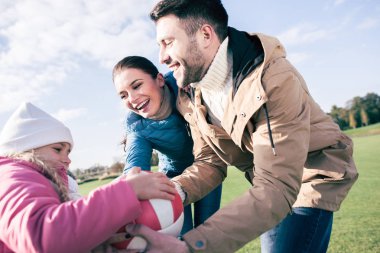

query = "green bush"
77;177;98;185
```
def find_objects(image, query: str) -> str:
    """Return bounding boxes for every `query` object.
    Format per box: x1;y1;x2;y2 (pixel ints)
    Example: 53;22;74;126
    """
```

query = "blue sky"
0;0;379;170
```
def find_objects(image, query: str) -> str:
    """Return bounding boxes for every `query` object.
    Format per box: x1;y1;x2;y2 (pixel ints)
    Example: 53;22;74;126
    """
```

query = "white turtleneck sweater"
191;37;233;127
176;38;233;202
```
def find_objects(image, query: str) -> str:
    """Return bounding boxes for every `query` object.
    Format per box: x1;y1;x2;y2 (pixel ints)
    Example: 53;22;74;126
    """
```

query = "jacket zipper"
263;103;277;156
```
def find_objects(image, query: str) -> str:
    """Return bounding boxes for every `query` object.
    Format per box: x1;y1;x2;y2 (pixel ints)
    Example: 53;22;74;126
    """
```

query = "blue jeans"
181;184;222;234
260;207;333;253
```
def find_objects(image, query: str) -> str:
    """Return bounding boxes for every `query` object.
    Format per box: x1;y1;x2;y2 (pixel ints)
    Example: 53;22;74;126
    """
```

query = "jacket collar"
228;27;265;96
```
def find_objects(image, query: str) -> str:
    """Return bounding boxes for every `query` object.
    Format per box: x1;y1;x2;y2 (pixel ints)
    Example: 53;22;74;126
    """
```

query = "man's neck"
191;37;231;91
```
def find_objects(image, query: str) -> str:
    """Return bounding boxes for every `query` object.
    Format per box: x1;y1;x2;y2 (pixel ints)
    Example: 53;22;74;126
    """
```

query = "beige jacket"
174;28;358;253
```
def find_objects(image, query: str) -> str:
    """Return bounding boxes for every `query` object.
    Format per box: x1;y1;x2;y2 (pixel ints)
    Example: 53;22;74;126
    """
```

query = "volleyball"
111;189;184;250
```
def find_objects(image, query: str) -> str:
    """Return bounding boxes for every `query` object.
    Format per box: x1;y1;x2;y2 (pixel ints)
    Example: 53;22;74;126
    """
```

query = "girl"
0;102;175;253
112;56;222;234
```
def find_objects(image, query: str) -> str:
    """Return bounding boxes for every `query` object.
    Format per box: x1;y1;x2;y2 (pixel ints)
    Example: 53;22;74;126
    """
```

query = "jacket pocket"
304;137;353;181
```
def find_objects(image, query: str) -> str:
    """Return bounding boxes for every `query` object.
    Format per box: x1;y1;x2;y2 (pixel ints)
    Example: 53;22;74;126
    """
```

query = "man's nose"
159;47;170;64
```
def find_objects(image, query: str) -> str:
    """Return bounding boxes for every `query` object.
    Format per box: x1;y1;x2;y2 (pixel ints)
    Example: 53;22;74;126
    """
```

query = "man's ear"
198;24;217;48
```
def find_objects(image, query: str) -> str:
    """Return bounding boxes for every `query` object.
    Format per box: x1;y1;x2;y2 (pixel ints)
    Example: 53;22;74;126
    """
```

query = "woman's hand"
91;241;129;253
125;224;190;253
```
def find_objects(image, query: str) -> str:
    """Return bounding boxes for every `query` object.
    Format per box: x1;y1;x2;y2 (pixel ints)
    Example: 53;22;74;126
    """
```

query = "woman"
0;102;175;253
113;56;222;234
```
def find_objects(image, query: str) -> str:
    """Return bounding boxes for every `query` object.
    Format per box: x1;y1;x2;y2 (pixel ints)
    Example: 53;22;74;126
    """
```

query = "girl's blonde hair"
9;151;70;202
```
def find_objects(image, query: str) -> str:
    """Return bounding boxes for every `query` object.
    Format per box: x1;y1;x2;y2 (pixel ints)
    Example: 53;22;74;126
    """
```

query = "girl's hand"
124;167;176;200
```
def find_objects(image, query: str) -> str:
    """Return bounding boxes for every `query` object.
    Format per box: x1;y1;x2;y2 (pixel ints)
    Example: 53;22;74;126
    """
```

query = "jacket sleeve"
124;131;153;173
172;119;227;206
182;60;310;252
0;168;141;253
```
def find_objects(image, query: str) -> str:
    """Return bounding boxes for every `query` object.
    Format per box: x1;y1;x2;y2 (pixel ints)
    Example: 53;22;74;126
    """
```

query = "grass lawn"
326;134;380;253
344;122;380;137
78;178;114;196
79;132;380;252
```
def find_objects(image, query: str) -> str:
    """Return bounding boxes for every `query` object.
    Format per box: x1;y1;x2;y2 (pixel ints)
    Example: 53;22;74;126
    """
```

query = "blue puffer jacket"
123;73;194;178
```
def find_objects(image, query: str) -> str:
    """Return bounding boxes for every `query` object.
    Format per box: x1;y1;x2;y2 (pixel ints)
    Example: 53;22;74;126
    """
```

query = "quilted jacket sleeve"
123;111;153;173
124;131;153;173
0;166;141;253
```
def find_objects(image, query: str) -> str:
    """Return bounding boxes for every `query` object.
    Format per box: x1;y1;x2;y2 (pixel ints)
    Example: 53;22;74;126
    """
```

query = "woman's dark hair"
112;56;159;82
150;0;228;42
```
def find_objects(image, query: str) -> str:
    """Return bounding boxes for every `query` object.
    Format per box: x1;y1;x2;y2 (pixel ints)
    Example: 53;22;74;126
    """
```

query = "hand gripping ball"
111;188;184;251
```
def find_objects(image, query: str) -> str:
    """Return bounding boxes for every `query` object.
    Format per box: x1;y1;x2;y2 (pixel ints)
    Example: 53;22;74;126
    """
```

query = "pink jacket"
0;157;142;253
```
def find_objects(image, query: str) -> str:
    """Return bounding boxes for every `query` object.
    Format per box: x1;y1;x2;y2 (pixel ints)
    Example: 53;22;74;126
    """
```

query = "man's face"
156;14;207;88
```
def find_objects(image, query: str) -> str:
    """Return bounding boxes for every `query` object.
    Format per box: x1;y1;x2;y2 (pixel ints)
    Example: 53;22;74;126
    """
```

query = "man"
126;0;358;252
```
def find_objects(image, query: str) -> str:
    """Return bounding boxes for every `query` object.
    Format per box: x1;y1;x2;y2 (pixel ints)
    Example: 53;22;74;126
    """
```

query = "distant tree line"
72;152;159;182
329;92;380;130
72;162;124;182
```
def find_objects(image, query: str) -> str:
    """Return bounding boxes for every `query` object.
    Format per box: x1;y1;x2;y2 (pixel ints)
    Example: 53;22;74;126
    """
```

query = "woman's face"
34;142;71;170
114;68;165;119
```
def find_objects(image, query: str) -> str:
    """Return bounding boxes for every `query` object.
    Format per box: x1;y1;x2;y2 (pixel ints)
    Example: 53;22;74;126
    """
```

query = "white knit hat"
0;102;74;155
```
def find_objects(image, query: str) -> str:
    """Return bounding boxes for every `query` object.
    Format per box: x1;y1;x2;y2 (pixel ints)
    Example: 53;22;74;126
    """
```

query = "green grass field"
79;127;380;252
344;122;380;138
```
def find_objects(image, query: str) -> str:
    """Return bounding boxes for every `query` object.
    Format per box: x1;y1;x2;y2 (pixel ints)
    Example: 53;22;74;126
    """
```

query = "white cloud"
0;0;157;113
334;0;346;6
278;24;329;46
53;107;87;122
356;17;379;30
0;65;70;113
287;52;311;65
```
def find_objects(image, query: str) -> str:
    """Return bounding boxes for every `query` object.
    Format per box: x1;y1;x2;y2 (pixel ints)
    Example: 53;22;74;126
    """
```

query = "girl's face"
34;142;71;170
114;68;165;119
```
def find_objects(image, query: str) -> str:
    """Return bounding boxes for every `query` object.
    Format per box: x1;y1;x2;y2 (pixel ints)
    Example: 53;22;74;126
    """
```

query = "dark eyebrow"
129;79;142;86
118;79;143;96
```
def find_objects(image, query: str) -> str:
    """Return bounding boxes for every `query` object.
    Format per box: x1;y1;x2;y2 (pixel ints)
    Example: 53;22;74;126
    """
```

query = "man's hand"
126;224;191;253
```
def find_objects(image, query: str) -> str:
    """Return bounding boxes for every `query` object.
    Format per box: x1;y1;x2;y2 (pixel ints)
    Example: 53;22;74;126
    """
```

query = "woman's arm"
124;132;153;173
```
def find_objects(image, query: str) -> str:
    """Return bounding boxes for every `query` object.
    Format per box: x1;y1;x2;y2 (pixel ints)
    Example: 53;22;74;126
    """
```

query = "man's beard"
180;38;206;88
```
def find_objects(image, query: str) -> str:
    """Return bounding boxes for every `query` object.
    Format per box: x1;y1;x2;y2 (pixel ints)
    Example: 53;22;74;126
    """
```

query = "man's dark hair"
150;0;228;42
